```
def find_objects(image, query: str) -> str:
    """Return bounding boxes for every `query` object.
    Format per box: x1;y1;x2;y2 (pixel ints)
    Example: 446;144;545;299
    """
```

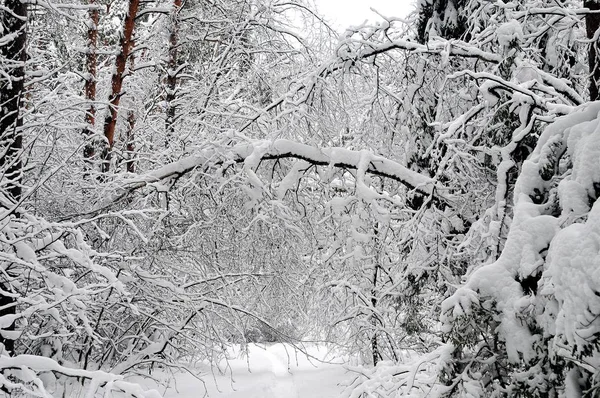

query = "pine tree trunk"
101;0;140;173
586;0;600;101
83;0;100;160
0;0;28;356
165;0;183;147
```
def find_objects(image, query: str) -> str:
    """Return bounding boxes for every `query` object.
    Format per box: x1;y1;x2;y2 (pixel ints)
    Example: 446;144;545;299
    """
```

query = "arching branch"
100;139;456;212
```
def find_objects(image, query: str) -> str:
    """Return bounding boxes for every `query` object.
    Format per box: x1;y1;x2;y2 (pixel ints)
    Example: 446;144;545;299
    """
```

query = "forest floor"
134;343;350;398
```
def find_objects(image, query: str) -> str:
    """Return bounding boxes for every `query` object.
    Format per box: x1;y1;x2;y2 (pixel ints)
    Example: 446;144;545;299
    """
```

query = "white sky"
314;0;417;30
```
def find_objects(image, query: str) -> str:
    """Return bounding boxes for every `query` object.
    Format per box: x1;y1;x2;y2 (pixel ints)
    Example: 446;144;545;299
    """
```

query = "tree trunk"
125;111;136;173
586;0;600;101
125;49;136;173
0;0;28;356
370;262;383;366
165;0;183;147
83;0;100;160
101;0;140;173
370;224;383;366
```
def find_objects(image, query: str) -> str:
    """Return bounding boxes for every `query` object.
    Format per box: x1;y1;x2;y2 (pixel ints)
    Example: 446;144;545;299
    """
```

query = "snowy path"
134;344;349;398
258;348;299;397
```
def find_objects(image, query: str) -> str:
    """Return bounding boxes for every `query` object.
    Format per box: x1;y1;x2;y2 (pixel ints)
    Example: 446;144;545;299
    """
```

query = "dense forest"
1;0;600;396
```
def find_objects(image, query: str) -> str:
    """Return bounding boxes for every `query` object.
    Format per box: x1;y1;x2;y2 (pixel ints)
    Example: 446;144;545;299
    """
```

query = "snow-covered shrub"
0;202;163;396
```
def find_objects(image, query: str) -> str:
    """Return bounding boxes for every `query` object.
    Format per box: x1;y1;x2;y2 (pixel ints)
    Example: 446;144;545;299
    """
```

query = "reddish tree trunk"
165;0;183;147
101;0;140;173
83;0;100;159
586;1;600;101
0;0;27;357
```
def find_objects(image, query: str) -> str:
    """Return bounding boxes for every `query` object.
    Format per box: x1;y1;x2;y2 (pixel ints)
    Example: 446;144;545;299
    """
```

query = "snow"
4;344;348;397
496;19;523;49
547;208;600;368
123;139;454;206
558;179;589;215
0;354;162;398
131;344;348;398
541;103;600;370
343;344;455;398
443;101;600;364
9;0;600;395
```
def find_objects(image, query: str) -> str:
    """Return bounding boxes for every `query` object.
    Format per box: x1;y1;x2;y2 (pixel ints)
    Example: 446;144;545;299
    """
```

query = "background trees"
2;0;600;397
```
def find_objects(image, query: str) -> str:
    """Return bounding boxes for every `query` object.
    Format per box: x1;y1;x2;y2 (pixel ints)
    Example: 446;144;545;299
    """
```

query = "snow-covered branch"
0;354;161;397
106;139;454;211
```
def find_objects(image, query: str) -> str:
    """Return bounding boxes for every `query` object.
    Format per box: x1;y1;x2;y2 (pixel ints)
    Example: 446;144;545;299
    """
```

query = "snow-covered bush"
441;101;600;397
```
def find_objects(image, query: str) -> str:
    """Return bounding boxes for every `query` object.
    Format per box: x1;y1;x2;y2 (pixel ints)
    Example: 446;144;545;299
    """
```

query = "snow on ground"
131;344;350;398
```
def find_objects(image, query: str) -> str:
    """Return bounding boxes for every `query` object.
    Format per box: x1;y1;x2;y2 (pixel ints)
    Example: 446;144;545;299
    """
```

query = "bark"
83;0;100;159
165;0;183;147
0;0;28;356
586;1;600;101
125;50;136;173
370;225;383;366
370;262;381;366
125;110;136;173
101;0;140;173
123;30;136;174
